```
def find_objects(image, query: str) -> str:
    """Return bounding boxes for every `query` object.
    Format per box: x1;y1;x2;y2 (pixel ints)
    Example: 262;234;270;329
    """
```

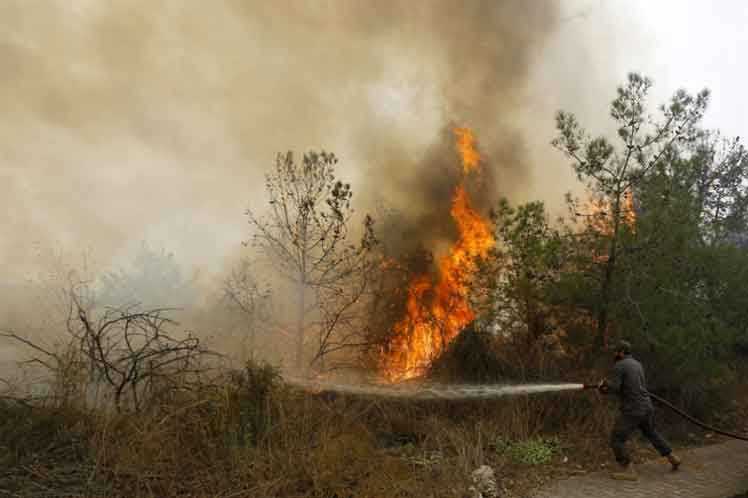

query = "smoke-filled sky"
2;0;746;283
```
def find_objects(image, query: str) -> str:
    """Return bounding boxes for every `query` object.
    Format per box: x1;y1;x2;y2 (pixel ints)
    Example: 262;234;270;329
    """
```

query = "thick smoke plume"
347;1;559;255
1;0;561;280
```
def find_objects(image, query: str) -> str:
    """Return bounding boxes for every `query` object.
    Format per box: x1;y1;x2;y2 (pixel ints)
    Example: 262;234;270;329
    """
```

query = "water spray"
288;376;748;441
287;377;588;401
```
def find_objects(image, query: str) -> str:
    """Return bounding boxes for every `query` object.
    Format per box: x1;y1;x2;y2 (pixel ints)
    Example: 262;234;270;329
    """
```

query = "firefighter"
599;340;681;480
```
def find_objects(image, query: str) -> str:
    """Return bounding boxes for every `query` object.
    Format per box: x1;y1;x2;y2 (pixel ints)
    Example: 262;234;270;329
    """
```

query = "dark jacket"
608;355;653;416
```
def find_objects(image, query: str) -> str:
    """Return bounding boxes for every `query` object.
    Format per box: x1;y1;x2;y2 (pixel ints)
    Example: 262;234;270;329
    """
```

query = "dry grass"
1;359;744;498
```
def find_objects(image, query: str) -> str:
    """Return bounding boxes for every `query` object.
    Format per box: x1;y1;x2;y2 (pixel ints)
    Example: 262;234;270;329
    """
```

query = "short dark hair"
615;340;632;354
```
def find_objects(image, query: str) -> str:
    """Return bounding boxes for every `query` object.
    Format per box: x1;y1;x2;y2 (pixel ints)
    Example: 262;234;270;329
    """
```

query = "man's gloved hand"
598;379;610;394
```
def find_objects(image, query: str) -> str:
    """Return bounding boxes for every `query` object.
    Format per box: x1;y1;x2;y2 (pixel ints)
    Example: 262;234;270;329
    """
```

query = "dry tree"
1;281;219;412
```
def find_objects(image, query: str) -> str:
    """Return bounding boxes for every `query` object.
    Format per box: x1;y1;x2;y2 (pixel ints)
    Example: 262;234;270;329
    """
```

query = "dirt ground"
499;409;746;497
498;400;748;498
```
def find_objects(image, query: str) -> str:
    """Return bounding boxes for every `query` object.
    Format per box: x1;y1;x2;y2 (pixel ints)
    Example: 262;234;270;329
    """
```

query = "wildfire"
585;188;636;236
584;188;636;264
622;189;636;229
454;127;481;174
382;127;494;381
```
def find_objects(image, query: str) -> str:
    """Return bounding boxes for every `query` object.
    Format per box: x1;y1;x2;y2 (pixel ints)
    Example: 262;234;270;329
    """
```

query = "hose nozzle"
582;380;607;391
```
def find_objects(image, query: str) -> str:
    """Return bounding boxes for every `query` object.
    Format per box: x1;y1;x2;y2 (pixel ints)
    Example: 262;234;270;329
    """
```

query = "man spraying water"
599;340;681;480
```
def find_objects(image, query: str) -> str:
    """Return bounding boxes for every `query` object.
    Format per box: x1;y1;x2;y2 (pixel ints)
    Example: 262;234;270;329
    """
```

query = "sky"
515;0;748;218
582;0;747;138
2;0;747;285
627;0;748;136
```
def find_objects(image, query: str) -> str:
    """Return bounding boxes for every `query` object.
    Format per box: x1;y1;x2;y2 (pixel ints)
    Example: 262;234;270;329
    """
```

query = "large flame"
382;127;494;381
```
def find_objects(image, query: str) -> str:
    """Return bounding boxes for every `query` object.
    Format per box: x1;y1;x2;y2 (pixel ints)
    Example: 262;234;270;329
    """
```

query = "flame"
585;188;636;236
622;189;636;229
382;127;494;381
454;127;482;174
585;188;636;262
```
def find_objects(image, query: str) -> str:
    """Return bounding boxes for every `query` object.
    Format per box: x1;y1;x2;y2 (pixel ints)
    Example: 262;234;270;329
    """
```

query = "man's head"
614;340;632;361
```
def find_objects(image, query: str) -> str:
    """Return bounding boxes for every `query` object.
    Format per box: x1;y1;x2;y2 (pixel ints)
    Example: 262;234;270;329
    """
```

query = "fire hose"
583;382;748;442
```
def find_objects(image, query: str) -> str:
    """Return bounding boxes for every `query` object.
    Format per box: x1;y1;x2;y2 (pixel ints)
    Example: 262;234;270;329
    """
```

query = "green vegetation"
476;73;748;408
491;436;562;465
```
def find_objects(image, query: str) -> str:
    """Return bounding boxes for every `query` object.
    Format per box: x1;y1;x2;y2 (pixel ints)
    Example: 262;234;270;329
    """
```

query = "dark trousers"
611;410;672;465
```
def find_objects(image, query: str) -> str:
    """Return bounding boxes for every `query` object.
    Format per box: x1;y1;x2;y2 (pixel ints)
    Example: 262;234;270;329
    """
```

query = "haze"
2;0;745;284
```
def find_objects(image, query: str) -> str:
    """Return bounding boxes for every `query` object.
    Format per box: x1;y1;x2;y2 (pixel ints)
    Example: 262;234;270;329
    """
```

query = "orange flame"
585;188;636;263
585;188;636;237
454;127;482;174
382;127;494;381
622;189;636;229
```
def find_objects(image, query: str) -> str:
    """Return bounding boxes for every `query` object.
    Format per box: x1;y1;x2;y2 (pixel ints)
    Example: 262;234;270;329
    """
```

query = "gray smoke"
0;0;562;280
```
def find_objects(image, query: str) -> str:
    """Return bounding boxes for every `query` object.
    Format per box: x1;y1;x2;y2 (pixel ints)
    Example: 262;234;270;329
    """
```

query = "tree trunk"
295;218;309;371
295;277;306;370
596;271;612;348
596;193;622;348
248;314;256;362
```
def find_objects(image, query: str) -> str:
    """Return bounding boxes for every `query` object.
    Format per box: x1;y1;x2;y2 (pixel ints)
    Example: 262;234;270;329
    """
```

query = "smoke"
0;0;568;280
340;1;561;255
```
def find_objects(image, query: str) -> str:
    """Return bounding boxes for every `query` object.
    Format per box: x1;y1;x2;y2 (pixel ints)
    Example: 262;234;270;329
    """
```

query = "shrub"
226;359;280;446
490;436;561;465
428;321;508;382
